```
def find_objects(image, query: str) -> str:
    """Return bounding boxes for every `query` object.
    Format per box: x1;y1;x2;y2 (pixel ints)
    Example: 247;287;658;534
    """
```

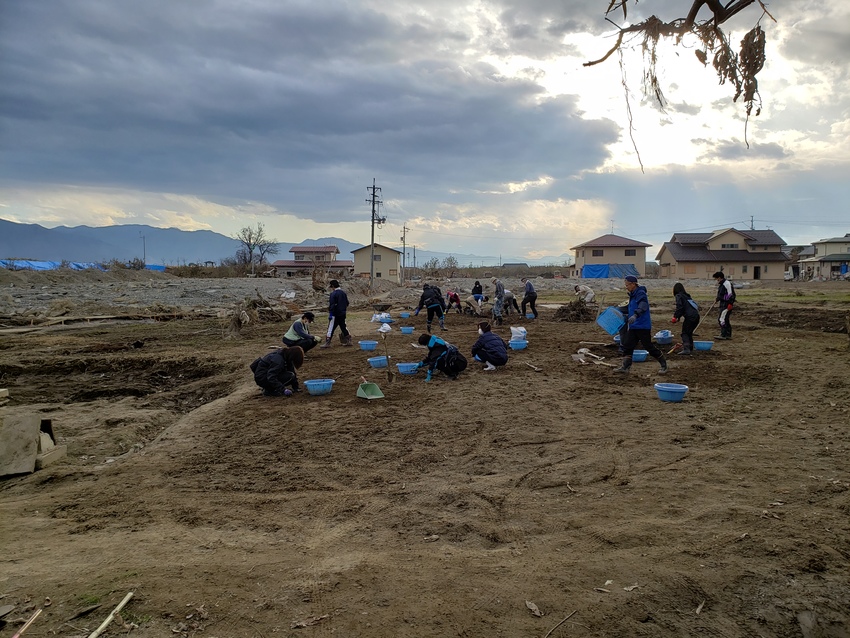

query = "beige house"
797;233;850;280
271;245;353;277
655;228;788;281
352;243;402;284
570;234;652;278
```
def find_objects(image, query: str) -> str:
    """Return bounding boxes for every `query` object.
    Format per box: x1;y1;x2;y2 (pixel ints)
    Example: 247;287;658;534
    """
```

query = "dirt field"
2;274;849;637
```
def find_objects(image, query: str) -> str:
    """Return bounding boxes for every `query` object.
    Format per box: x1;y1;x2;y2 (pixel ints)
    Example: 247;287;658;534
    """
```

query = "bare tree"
233;223;278;274
585;0;776;150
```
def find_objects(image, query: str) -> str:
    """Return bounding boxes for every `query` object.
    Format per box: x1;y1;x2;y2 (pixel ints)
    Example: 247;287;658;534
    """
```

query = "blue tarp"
581;263;640;279
0;259;106;271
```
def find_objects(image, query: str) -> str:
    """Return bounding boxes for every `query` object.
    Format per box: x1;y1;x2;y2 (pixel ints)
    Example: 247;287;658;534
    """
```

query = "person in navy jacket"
321;279;352;348
614;276;668;375
471;321;508;371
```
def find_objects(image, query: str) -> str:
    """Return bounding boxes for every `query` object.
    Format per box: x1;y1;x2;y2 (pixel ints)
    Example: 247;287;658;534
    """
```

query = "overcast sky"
1;0;848;264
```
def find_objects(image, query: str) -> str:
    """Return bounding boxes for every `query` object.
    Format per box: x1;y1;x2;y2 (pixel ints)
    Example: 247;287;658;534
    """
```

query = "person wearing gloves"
490;277;505;324
464;294;489;316
321;279;352;348
471;321;508;371
415;283;447;332
713;271;736;340
282;312;319;353
614;276;668;375
670;282;700;355
520;277;538;319
416;333;467;381
249;346;304;397
502;289;521;316
575;284;596;303
445;290;463;313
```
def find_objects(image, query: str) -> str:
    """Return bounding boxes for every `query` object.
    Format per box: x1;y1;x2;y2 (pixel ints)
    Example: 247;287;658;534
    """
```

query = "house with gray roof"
797;233;850;280
656;228;788;281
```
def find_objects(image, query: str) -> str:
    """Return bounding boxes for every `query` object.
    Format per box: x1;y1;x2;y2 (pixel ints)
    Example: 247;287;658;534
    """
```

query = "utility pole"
140;232;146;265
749;215;755;230
400;224;409;283
366;179;385;289
413;245;416;274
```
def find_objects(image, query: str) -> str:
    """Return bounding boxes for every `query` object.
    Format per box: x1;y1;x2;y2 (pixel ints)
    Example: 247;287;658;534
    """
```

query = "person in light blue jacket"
614;276;668;375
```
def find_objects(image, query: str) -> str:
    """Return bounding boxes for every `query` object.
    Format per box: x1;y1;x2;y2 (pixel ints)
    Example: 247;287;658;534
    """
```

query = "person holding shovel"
416;333;467;381
471;321;508;372
321;279;352;348
282;312;319;353
249;346;304;397
713;271;736;340
613;276;668;375
670;282;700;355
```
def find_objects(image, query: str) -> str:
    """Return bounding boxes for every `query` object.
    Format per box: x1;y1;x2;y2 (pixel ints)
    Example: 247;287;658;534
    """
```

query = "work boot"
342;334;353;346
319;337;332;349
613;357;632;373
677;348;692;355
657;355;668;374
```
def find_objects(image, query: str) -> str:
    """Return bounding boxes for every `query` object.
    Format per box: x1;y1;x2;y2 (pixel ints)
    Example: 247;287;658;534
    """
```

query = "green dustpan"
357;377;385;400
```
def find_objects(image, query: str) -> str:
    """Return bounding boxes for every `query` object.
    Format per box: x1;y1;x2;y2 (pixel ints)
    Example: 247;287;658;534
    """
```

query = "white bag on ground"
510;327;528;341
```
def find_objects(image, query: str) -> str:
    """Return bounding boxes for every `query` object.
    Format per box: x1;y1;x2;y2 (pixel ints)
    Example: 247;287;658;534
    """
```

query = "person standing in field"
614;276;668;375
491;277;505;325
520;277;538;319
713;271;736;340
321;279;352;348
415;283;447;332
670;282;700;355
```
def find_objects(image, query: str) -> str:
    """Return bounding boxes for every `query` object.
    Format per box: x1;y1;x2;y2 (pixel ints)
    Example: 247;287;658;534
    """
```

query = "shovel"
695;300;718;332
357;376;385;400
381;334;396;383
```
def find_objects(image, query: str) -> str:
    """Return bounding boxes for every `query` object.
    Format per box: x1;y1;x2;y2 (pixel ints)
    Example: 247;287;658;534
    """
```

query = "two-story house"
797;233;850;280
352;243;402;284
655;228;788;280
570;234;650;278
271;245;354;277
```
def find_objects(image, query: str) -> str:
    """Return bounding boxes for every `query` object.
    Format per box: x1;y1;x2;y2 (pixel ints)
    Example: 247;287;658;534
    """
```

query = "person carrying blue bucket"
614;276;668;375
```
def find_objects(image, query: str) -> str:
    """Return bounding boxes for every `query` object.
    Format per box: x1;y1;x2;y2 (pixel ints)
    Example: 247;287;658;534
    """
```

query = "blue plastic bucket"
358;340;378;351
400;326;414;334
655;383;688;402
693;341;714;351
632;349;649;362
396;363;420;375
597;307;625;335
508;339;528;350
367;356;388;368
304;379;335;396
399;312;411;318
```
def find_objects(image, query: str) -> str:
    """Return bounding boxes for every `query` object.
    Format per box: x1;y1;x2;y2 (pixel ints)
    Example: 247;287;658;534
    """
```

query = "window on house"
625;249;636;256
389;269;397;276
375;272;382;277
764;265;768;273
373;254;382;261
742;265;748;273
592;249;604;257
763;246;768;250
721;243;739;249
728;267;735;275
581;250;585;258
295;255;304;260
683;265;696;274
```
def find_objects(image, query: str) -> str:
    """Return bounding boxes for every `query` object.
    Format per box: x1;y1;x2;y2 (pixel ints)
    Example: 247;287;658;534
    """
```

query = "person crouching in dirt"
250;346;304;397
415;283;447;332
471;321;508;372
670;282;700;355
614;276;668;375
416;334;468;381
282;312;319;353
713;271;736;340
502;289;521;316
446;289;463;313
321;279;352;348
575;284;595;303
464;294;489;316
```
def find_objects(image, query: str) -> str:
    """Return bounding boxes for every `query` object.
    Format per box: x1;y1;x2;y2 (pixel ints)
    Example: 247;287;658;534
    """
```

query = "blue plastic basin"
400;326;414;334
304;379;335;396
359;340;378;351
693;341;714;351
508;339;528;350
396;363;420;375
399;312;411;318
597;307;625;335
368;356;388;368
632;349;649;362
655;383;689;402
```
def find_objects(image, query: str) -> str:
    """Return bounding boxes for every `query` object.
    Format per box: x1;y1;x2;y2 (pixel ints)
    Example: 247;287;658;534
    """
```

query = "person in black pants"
520;277;538;319
250;346;304;397
321;279;352;347
614;276;668;375
713;271;736;339
415;283;447;332
670;282;700;354
282;312;319;353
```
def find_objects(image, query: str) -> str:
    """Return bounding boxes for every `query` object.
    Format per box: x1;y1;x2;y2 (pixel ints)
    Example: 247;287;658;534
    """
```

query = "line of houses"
272;228;850;283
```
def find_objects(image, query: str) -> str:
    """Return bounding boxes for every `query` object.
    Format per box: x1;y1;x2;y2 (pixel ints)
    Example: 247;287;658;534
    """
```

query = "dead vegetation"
553;299;596;322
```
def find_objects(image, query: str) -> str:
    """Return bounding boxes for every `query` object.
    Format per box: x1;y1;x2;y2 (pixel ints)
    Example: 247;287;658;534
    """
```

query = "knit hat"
477;321;491;333
624;276;638;283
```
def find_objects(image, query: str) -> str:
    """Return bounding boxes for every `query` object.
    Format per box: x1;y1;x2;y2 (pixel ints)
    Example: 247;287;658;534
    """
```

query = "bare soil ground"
2;276;849;637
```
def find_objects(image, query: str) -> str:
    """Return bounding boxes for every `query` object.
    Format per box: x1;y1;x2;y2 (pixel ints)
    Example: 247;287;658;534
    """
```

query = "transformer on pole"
366;179;385;289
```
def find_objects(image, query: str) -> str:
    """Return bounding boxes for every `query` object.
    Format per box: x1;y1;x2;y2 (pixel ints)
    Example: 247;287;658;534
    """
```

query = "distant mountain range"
0;219;573;267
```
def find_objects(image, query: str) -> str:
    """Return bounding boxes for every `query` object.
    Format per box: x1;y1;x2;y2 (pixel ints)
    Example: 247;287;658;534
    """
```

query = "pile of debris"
553;299;595;323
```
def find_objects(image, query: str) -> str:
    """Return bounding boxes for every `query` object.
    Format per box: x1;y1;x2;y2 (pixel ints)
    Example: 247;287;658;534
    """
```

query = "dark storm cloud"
0;0;618;222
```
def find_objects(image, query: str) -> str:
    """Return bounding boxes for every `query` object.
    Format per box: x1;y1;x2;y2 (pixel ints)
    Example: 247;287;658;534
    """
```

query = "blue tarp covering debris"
581;263;640;279
1;260;166;272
